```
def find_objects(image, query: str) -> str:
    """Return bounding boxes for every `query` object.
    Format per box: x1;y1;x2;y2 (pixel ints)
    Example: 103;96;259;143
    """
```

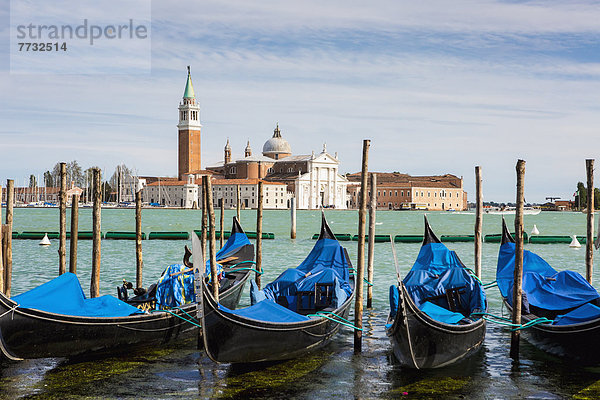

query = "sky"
1;0;599;203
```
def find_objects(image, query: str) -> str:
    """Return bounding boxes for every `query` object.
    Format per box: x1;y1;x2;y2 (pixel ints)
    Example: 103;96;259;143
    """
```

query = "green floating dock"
441;235;475;242
148;231;189;240
485;232;529;243
12;231;18;239
194;230;231;239
529;235;586;244
311;233;352;241
352;234;391;242
394;235;424;243
105;231;147;240
194;230;274;240
17;231;98;239
246;232;275;239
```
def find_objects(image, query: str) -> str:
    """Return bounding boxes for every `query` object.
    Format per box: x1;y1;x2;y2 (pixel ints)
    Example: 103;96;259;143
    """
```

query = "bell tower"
177;66;202;179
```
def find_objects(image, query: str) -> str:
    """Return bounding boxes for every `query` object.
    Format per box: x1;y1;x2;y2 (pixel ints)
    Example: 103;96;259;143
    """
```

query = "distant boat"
484;207;541;215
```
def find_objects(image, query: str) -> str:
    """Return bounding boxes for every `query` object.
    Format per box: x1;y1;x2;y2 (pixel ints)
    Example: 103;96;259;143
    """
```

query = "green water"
1;208;600;399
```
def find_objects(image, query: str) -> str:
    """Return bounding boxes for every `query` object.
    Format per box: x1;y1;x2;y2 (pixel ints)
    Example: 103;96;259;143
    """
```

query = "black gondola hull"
200;278;355;363
503;299;600;363
0;271;250;360
387;285;485;369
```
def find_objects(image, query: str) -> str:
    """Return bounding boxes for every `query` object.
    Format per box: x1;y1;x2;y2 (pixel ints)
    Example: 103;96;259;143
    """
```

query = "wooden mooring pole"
474;166;483;279
354;139;370;353
220;199;225;248
91;168;102;298
236;184;241;223
59;162;67;275
290;197;297;239
510;159;526;360
201;177;208;265
256;181;263;289
586;159;595;284
135;190;143;288
0;184;3;293
4;180;14;296
69;194;79;274
206;177;218;302
367;173;376;309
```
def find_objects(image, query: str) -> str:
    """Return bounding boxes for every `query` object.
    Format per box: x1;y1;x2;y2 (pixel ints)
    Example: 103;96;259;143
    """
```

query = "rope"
462;267;483;285
151;308;202;328
483;280;498;289
173;306;200;324
306;311;363;331
510;317;553;331
226;267;263;275
0;303;19;319
229;260;256;268
470;312;552;330
364;278;373;287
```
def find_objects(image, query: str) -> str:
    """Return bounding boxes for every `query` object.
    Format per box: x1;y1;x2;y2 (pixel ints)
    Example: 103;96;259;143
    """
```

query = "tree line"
574;182;600;210
28;161;134;203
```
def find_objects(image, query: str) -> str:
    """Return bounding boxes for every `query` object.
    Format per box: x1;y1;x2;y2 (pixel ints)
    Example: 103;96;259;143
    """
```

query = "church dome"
262;124;292;158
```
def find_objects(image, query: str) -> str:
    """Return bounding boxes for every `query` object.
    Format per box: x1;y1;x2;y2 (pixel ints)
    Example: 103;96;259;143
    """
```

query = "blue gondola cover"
420;301;466;324
553;303;600;326
12;272;144;317
497;242;600;311
234;231;352;321
219;300;310;323
403;243;486;320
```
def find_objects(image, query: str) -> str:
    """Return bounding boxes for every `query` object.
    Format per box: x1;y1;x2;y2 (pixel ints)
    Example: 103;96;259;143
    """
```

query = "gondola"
386;217;487;369
496;218;600;362
0;217;253;361
198;213;355;363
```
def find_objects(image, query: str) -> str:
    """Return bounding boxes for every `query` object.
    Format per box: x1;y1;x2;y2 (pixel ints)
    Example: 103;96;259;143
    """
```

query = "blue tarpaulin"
420;301;466;324
497;242;600;311
219;300;310;323
156;264;195;309
402;242;486;321
228;221;352;322
554;303;600;326
253;237;352;313
156;226;251;308
12;273;144;317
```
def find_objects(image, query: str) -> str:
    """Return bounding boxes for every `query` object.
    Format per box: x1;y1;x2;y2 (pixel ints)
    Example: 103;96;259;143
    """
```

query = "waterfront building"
208;179;289;210
210;126;349;209
346;173;467;211
143;175;199;208
1;186;60;205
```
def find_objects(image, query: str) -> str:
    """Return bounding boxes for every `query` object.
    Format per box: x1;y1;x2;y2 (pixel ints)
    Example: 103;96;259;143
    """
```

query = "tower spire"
183;66;195;99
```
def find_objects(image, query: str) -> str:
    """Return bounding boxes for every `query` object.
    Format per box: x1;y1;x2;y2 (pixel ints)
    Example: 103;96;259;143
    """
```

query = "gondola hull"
200;278;355;363
387;285;485;369
0;270;250;360
502;299;600;363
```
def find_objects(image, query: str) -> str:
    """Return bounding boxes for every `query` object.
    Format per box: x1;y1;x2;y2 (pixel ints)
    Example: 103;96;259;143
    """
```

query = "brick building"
347;173;467;211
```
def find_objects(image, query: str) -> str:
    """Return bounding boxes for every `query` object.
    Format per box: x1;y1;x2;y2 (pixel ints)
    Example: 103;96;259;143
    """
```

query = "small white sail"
569;235;581;248
39;233;51;246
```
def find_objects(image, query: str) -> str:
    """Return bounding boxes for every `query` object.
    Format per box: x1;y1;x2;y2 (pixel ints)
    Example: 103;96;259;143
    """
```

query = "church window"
267;168;273;173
